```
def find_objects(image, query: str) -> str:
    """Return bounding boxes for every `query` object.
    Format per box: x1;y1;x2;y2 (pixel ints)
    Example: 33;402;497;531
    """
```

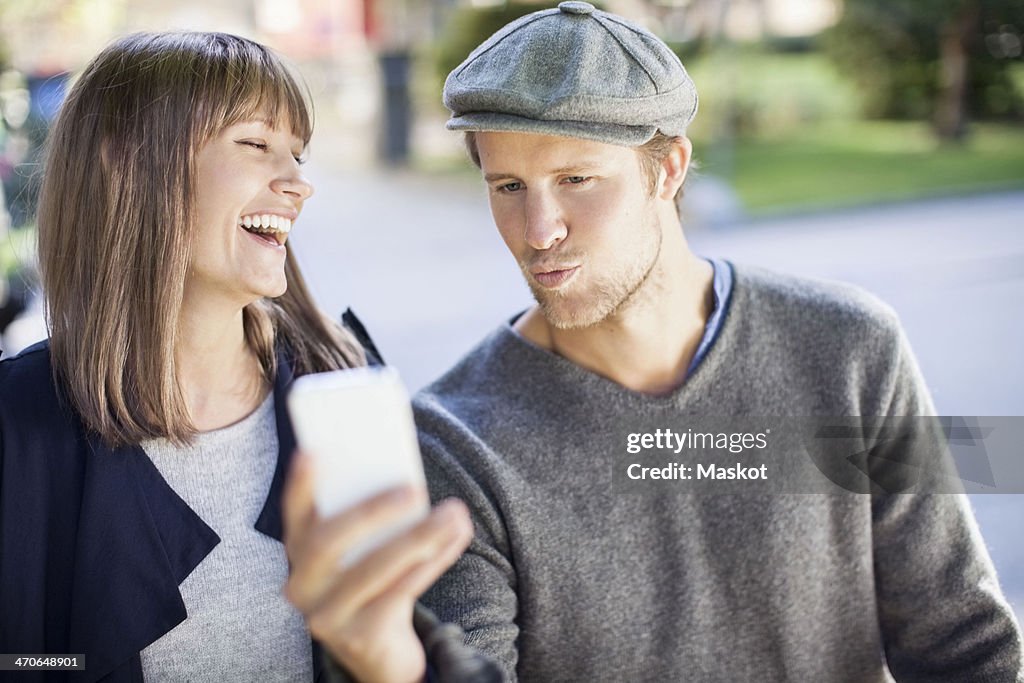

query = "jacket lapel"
255;349;325;680
67;435;220;683
255;348;296;542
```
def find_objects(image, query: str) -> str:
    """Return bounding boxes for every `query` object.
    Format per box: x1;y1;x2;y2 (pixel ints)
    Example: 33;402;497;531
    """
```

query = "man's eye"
564;176;590;185
498;182;522;193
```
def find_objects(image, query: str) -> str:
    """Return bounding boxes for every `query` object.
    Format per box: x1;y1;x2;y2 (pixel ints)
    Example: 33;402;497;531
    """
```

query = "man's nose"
523;189;567;251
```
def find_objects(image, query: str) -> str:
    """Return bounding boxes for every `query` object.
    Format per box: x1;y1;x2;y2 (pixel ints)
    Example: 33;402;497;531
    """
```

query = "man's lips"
531;265;580;289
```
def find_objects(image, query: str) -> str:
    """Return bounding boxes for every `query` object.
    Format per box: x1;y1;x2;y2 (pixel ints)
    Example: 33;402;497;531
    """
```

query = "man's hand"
283;450;473;683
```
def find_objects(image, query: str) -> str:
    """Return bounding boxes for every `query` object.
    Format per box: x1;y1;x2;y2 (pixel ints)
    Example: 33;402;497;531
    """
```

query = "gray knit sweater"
414;264;1023;682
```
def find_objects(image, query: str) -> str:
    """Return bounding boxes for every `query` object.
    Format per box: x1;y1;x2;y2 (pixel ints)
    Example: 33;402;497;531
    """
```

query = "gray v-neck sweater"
414;264;1023;682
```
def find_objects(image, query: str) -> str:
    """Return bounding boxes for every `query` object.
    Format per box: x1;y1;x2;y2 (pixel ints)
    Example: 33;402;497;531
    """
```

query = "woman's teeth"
240;214;292;232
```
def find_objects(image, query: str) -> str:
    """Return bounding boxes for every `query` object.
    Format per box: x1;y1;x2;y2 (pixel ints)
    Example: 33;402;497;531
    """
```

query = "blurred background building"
1;0;1023;627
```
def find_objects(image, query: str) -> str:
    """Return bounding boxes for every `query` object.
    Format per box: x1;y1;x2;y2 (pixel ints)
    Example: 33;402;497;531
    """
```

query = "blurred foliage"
421;0;1024;210
435;1;606;82
824;0;1024;122
684;49;860;143
0;224;35;277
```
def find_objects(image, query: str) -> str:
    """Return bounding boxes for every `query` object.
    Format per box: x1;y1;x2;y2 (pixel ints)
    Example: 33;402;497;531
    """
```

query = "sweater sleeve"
415;413;519;682
871;325;1024;681
319;605;504;683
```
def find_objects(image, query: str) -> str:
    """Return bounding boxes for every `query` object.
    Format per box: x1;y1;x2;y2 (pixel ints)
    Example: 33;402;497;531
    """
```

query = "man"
412;2;1024;681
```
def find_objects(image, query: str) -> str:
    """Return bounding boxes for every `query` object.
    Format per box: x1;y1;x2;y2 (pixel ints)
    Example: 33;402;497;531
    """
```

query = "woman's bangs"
214;60;312;144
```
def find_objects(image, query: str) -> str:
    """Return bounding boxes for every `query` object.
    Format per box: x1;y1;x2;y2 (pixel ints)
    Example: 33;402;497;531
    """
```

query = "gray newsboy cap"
443;1;698;147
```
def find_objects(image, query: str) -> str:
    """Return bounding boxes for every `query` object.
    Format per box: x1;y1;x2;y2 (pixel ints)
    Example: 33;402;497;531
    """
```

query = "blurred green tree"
826;0;1024;141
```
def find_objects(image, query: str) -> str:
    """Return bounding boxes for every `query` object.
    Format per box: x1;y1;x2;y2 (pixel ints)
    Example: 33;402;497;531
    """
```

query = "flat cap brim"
446;112;661;147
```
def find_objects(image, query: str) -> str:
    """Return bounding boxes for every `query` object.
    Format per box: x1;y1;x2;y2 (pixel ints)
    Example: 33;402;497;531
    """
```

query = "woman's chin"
235;277;288;306
255;281;288;302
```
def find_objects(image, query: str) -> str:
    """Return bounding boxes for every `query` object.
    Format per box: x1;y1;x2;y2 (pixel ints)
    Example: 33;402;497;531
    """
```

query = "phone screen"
288;367;429;563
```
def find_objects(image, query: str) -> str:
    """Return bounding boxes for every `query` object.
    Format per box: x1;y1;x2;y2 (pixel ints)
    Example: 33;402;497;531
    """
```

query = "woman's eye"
238;140;268;151
564;176;590;185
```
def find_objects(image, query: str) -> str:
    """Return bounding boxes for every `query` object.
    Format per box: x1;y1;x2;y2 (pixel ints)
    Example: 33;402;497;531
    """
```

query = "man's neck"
515;248;714;396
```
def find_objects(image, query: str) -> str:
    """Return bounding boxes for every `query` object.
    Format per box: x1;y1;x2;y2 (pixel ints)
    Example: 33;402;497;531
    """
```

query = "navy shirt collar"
686;257;734;378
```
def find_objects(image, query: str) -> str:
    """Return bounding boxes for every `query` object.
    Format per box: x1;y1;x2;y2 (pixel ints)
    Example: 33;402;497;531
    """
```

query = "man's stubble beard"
523;207;664;330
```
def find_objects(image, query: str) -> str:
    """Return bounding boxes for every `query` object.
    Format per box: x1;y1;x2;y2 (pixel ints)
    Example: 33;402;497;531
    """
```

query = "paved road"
294;168;1024;622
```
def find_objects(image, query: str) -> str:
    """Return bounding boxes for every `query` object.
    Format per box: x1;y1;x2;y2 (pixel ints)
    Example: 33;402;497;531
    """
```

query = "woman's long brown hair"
37;32;364;447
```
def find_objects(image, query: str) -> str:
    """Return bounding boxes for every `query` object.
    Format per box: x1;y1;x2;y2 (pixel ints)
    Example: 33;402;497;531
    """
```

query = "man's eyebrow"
484;163;601;182
550;163;599;174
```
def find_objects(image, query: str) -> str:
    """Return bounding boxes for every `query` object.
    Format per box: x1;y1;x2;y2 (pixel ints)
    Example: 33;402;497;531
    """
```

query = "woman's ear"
658;136;692;201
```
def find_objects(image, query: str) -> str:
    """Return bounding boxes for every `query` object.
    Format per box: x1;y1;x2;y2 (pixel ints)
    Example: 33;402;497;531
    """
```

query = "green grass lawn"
682;51;1024;214
696;120;1024;215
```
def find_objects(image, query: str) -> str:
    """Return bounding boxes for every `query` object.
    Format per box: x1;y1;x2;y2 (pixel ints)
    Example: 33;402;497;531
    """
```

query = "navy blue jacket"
0;319;501;683
0;311;386;683
0;340;317;682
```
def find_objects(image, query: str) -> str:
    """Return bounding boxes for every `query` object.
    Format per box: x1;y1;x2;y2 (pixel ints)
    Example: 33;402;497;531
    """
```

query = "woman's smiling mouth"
239;213;293;247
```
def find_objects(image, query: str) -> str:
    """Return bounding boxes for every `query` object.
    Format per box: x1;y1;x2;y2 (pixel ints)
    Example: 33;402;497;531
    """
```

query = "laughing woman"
0;32;489;682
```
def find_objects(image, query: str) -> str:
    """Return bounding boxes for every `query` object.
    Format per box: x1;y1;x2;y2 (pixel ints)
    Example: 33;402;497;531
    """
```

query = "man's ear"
658;136;692;201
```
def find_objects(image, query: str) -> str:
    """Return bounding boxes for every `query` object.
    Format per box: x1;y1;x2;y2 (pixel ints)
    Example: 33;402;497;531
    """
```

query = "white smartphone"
287;366;428;564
